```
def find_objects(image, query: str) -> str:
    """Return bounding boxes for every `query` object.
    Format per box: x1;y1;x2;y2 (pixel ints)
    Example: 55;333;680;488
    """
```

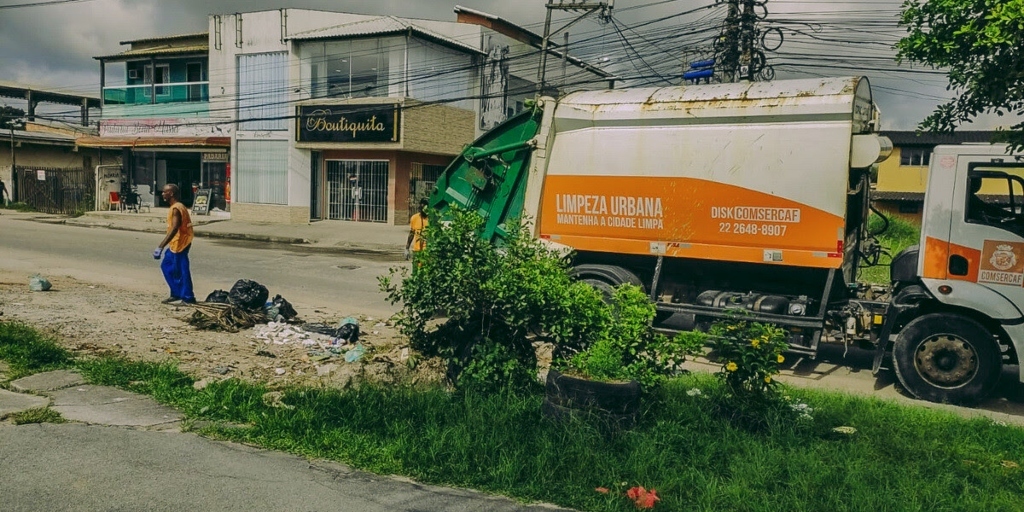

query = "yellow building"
873;131;997;223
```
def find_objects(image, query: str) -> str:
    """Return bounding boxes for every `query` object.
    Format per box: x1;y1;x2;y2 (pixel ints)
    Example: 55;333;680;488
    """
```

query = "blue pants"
161;245;195;302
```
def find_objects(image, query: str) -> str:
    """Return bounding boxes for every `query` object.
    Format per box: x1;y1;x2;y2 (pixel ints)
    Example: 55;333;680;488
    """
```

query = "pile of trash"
188;279;299;333
254;317;366;363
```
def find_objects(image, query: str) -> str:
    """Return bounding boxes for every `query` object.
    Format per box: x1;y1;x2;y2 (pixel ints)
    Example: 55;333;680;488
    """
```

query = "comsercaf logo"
990;244;1017;272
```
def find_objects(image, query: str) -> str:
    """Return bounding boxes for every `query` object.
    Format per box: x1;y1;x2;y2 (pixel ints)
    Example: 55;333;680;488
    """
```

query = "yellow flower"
726;362;738;372
777;354;785;364
751;338;760;348
764;376;772;383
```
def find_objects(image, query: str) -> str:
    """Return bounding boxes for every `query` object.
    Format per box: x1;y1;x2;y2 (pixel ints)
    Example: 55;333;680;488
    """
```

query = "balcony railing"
102;82;209;106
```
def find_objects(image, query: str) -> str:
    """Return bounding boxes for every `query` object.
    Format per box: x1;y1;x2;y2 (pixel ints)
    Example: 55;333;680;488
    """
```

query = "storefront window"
309;38;391;99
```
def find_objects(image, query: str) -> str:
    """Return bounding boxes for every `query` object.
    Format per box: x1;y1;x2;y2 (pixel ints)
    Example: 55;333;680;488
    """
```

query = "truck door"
941;157;1024;319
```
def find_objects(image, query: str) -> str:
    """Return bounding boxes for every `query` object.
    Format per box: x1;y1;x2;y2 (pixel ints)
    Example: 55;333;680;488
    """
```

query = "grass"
0;201;35;212
10;407;65;425
0;322;74;380
5;322;1024;511
859;214;921;285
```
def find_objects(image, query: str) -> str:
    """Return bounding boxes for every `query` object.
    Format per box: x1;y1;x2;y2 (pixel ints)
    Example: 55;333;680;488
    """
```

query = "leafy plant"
709;318;788;396
562;285;704;388
898;0;1024;150
379;207;609;392
705;317;794;431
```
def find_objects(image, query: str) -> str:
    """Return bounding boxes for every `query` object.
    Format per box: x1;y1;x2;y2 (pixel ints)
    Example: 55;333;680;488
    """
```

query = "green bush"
381;208;701;392
707;317;791;430
563;285;704;388
380;208;609;392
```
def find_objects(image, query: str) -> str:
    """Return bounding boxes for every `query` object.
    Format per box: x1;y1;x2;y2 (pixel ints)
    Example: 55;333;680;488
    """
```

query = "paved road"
0;423;560;512
4;213;1024;423
0;214;402;317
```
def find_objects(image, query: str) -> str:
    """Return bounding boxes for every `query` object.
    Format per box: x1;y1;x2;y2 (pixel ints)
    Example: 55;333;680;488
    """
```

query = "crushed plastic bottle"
344;343;365;363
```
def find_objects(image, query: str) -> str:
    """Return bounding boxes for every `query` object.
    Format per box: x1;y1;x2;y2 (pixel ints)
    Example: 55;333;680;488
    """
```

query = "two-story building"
873;130;998;223
208;8;611;225
79;33;231;210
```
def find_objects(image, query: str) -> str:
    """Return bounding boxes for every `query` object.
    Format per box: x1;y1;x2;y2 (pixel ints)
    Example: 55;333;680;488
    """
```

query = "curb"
34;217;406;259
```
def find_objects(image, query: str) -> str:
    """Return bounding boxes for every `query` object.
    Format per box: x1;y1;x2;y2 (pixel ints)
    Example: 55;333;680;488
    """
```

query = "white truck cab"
881;144;1024;403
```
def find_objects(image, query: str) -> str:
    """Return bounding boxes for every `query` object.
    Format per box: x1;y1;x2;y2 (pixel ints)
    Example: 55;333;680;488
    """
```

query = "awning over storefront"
75;136;230;148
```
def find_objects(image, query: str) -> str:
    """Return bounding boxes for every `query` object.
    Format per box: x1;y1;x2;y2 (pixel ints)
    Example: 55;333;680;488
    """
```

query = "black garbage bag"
336;321;359;343
271;294;298;320
205;290;229;303
228;279;269;312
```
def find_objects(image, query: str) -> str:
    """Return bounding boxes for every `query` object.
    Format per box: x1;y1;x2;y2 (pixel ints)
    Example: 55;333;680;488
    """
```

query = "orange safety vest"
167;202;194;253
410;212;428;252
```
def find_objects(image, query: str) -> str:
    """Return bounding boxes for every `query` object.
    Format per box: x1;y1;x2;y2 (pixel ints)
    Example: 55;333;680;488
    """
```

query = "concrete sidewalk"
0;370;566;512
16;209;409;258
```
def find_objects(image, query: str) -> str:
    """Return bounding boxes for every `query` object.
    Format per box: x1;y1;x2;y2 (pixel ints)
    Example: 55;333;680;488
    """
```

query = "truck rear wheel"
892;313;1001;406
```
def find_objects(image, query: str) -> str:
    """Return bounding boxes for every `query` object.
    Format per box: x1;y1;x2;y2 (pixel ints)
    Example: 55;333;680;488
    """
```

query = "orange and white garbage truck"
430;76;1024;405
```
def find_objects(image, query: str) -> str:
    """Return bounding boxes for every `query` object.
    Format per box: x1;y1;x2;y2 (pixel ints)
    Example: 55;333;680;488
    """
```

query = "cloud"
0;0;1001;132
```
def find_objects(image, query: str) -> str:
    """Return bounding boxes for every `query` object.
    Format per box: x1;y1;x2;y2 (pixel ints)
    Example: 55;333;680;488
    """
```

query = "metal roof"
0;80;100;107
119;32;208;46
872;191;925;202
286;16;485;55
881;130;1000;146
95;44;209;61
454;5;613;79
0;129;77;146
75;135;230;148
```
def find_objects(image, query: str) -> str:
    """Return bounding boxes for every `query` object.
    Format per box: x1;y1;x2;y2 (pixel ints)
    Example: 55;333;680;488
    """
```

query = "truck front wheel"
892;313;1002;406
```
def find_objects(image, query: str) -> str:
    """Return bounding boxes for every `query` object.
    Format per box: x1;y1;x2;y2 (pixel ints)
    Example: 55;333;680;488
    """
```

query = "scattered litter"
261;391;294;409
831;426;857;436
228;279;269;312
205;290;229;303
344;343;366;363
374;322;386;328
271;294;298;320
213;366;230;375
274;368;286;375
337;317;360;343
401;347;410;361
29;275;52;292
316;364;339;377
253;323;330;346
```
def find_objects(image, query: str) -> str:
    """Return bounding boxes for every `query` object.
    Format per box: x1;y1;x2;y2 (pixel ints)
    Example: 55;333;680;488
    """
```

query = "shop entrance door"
326;160;389;223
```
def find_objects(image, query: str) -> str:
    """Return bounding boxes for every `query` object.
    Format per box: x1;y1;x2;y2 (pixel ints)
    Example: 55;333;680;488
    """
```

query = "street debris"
204;290;229;303
228;279;269;312
261;391;294;409
344;343;366;363
187;302;265;333
29;275;52;292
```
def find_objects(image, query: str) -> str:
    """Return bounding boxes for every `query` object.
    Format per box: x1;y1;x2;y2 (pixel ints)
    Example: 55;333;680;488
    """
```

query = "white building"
208;7;612;225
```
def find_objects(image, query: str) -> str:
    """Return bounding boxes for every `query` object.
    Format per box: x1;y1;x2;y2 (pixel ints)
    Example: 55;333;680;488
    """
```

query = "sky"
0;0;1011;131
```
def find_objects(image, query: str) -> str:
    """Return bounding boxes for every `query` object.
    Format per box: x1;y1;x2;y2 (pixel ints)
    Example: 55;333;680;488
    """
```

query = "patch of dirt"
0;270;445;389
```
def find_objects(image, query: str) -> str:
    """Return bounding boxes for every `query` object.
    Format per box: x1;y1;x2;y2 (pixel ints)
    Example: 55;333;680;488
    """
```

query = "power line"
0;0;95;10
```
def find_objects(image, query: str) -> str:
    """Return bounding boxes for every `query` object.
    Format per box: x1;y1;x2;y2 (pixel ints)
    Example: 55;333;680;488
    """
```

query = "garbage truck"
429;76;1024;405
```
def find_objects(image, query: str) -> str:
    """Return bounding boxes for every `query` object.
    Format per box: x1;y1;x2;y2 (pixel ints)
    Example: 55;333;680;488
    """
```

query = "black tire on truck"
892;313;1002;406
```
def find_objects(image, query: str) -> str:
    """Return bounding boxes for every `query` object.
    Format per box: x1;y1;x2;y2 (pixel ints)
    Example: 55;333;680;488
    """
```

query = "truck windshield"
966;166;1024;236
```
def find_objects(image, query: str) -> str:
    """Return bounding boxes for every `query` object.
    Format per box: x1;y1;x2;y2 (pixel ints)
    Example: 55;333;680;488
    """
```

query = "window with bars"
410;162;446;207
326;160;390;223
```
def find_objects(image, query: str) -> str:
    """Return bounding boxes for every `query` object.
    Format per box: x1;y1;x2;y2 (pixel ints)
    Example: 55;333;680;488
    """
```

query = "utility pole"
537;0;613;95
739;0;756;81
722;0;741;83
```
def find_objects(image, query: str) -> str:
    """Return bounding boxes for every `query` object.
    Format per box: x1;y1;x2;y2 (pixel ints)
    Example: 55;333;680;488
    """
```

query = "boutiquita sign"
297;105;400;143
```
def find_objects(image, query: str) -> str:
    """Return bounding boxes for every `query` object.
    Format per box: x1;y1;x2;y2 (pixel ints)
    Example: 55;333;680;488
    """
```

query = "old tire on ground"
892;313;1002;406
543;370;641;427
